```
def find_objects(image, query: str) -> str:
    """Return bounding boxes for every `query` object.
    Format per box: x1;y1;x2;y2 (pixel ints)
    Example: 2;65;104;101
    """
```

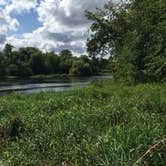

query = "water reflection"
0;75;112;94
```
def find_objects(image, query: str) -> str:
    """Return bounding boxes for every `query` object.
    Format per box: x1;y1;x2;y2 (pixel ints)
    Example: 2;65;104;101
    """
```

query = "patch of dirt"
0;117;26;140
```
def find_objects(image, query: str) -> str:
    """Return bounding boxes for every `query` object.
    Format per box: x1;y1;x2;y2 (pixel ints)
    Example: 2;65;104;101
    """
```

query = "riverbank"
0;74;79;83
0;72;111;82
0;73;105;82
0;80;165;165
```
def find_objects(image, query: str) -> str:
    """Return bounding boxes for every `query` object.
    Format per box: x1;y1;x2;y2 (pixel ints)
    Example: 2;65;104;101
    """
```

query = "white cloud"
0;9;19;32
0;0;37;32
5;0;37;14
0;0;8;6
2;0;111;54
0;0;37;49
37;0;108;31
7;26;87;54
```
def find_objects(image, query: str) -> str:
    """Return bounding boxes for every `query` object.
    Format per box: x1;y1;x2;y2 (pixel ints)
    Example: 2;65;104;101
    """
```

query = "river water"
0;75;112;95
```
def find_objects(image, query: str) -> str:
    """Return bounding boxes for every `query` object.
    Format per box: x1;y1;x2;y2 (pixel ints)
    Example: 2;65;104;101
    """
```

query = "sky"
0;0;110;54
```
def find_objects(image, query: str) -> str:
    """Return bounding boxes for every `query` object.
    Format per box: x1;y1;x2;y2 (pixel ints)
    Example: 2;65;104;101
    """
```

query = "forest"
0;44;108;77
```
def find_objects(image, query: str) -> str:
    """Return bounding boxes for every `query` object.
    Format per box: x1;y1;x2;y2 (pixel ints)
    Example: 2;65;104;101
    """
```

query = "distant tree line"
0;44;108;77
86;0;166;83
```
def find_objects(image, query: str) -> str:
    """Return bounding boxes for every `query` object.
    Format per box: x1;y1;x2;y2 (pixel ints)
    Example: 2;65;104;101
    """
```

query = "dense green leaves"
86;0;166;82
0;45;108;77
70;58;92;76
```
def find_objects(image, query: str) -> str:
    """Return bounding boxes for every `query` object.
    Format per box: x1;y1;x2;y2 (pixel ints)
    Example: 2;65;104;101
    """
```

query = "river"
0;75;112;95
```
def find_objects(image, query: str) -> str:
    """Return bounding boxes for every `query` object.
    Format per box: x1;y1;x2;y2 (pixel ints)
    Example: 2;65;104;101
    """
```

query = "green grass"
0;80;166;165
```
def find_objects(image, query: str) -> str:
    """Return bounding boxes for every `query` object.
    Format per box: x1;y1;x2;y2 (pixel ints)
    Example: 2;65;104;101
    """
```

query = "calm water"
0;75;112;95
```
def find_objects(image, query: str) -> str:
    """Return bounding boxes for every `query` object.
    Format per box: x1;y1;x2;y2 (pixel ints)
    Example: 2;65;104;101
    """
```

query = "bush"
70;60;92;76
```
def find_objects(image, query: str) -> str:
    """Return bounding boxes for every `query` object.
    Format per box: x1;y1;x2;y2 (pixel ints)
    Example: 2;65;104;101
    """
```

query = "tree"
86;0;166;82
44;52;60;74
17;62;32;77
70;59;92;76
4;43;13;56
8;64;19;76
30;52;46;75
59;49;72;58
59;49;73;74
0;52;7;76
0;44;98;77
3;43;14;64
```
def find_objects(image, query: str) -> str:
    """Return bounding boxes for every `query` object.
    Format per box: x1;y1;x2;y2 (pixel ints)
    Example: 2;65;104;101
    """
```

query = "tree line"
86;0;166;83
0;44;108;77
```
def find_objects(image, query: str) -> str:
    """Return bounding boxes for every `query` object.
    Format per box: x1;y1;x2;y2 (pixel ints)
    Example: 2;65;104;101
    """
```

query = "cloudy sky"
0;0;110;54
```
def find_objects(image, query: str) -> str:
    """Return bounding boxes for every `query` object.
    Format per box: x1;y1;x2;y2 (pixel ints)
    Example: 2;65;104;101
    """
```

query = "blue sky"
10;9;41;34
0;0;109;54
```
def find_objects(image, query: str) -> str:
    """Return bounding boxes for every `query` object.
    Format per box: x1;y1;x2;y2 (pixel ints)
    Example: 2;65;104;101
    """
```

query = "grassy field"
0;80;166;165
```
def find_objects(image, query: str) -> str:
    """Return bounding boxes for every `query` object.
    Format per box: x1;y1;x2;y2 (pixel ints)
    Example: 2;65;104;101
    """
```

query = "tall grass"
0;80;165;165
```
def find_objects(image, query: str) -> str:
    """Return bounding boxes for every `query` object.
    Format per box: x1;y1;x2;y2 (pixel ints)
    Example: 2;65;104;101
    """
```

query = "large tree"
0;52;7;76
59;49;73;74
86;0;166;82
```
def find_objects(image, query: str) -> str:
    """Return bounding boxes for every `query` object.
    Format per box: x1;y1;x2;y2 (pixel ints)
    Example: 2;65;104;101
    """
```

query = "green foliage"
86;0;166;83
59;50;73;74
0;52;7;76
0;80;165;165
30;52;46;75
70;59;92;76
112;57;135;84
0;45;107;77
4;44;13;60
59;49;72;58
44;52;59;74
17;63;32;77
8;64;19;76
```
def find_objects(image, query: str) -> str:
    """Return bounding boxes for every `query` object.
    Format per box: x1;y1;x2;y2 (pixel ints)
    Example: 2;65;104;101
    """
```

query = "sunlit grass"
0;80;166;165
